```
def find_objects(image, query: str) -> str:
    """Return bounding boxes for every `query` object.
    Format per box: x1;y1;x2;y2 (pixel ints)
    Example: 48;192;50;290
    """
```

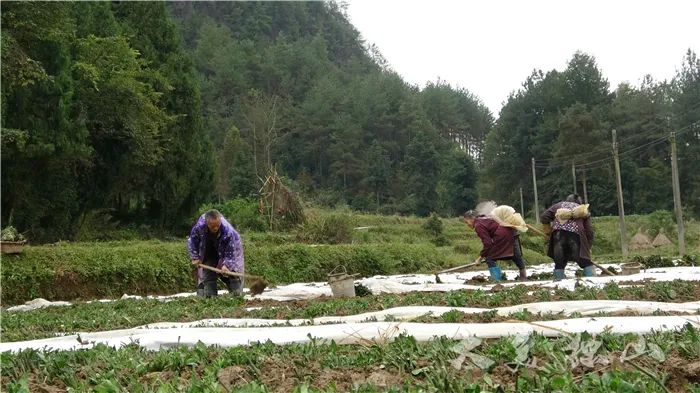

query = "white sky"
345;0;700;116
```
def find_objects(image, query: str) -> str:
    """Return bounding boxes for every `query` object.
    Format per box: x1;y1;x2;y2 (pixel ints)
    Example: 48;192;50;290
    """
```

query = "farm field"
2;211;700;392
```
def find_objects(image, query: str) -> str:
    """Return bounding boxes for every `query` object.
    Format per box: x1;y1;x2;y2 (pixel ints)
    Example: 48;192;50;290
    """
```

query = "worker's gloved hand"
221;265;230;272
474;256;483;264
191;259;201;266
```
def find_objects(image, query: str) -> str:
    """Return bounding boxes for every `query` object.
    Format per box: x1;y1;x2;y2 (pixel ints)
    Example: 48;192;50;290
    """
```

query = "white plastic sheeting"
259;266;700;301
5;298;72;312
5;265;699;310
2;315;698;353
140;300;700;329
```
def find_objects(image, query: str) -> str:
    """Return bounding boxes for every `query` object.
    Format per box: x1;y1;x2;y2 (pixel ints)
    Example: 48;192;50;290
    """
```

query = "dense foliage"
482;52;700;219
2;2;698;242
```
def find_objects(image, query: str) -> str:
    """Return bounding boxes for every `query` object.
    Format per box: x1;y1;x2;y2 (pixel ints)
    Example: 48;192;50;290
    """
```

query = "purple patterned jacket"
187;214;245;276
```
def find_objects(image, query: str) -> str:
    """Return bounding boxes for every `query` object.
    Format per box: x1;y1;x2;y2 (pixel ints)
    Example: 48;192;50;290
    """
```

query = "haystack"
652;231;673;247
629;229;653;251
258;169;305;230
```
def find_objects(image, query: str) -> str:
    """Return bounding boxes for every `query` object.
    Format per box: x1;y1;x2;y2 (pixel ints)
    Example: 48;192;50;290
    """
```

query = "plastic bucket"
328;266;357;297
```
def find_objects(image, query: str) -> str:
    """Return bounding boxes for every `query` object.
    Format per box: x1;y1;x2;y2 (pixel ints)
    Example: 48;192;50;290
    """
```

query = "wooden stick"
588;261;616;276
196;263;268;295
526;223;547;237
436;261;482;275
196;263;263;280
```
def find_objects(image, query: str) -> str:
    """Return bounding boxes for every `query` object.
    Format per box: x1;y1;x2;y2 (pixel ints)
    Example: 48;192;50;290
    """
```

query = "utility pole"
582;169;588;204
612;129;628;258
531;157;539;224
519;187;524;217
571;162;577;194
670;131;686;255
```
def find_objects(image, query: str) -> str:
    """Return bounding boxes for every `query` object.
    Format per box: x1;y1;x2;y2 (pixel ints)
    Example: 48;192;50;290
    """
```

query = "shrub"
423;213;451;246
422;213;443;238
1;226;25;242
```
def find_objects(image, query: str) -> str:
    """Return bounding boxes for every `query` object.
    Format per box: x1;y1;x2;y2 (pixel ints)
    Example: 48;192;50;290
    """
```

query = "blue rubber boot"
489;266;502;282
553;269;566;281
583;266;596;277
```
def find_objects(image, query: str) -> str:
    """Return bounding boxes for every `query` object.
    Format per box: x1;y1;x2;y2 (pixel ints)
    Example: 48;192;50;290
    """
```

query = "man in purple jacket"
188;209;245;297
464;210;527;282
540;194;595;280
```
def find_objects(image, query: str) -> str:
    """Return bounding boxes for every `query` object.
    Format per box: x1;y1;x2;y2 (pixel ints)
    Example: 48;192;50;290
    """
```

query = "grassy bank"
1;209;697;305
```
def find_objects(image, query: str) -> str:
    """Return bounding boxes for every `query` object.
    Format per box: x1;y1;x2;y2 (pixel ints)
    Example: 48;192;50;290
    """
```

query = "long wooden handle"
589;261;616;276
436;261;482;275
196;263;262;280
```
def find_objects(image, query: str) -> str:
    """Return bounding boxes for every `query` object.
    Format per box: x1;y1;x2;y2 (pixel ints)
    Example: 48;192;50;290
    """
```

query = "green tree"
402;131;440;216
113;2;214;228
671;50;700;215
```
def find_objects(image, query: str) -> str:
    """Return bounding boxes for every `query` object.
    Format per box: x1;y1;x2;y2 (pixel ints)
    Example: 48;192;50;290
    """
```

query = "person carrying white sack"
463;203;529;282
540;194;595;281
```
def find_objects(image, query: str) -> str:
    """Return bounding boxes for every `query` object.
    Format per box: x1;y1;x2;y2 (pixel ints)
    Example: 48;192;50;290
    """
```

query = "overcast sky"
344;0;700;116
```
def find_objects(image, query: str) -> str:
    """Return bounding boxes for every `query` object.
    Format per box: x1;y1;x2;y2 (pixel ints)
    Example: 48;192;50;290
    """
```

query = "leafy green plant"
422;213;451;246
4;327;700;392
422;214;442;237
631;255;675;269
677;323;700;359
1;226;25;242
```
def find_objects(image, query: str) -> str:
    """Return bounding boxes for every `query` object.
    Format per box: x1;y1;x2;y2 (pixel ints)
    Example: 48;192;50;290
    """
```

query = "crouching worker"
188;209;245;297
464;210;527;282
540;194;595;281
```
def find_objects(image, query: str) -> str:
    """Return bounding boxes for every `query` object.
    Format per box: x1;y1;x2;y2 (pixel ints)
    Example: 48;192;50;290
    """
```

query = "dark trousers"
197;258;243;297
486;235;526;269
551;230;592;269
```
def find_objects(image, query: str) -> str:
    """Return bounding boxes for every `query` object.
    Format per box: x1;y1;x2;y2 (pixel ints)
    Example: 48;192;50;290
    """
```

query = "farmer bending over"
464;210;527;282
188;209;245;297
540;194;595;280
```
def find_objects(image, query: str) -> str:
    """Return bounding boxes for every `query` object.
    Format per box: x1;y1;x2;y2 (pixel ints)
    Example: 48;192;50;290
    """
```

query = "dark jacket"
540;202;594;261
474;217;516;260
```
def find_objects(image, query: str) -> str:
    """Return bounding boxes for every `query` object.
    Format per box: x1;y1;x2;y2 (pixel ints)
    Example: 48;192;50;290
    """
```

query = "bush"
432;234;451;247
422;213;443;238
296;214;354;244
199;198;267;232
631;255;675;268
423;213;451;246
1;226;25;242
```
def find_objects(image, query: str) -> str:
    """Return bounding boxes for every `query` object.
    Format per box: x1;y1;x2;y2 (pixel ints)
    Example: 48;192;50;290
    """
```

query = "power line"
533;110;700;167
534;120;699;170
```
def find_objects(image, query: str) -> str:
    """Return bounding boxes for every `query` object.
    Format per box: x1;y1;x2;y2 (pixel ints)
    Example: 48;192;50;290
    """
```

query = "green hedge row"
1;241;455;305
